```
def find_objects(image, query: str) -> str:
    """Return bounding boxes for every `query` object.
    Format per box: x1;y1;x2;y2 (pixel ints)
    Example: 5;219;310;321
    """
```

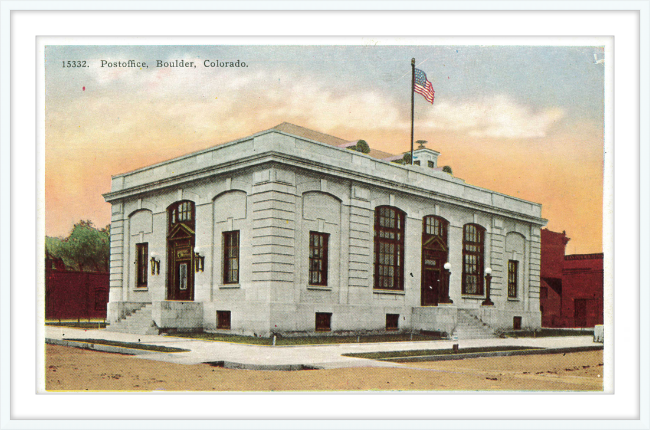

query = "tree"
46;220;110;272
349;140;371;154
442;165;453;174
402;152;412;165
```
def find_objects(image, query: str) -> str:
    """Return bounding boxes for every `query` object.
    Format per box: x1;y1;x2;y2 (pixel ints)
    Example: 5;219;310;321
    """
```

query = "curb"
47;338;158;356
384;345;604;363
205;361;321;371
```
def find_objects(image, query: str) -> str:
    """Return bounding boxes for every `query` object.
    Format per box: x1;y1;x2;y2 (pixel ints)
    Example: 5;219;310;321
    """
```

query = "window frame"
223;230;240;284
508;260;519;298
386;314;400;331
135;242;148;288
462;224;485;295
308;231;329;286
168;200;195;230
373;206;406;291
217;310;231;330
315;312;332;331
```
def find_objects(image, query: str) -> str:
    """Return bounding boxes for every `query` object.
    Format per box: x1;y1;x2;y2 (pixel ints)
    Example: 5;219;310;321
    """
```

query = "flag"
414;68;435;104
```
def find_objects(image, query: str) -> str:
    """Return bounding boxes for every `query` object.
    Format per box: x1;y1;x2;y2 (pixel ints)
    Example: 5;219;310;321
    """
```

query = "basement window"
315;312;332;331
386;314;399;331
217;311;231;330
513;316;522;330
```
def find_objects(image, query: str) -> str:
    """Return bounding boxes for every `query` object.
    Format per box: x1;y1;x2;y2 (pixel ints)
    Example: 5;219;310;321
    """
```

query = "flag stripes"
414;68;435;104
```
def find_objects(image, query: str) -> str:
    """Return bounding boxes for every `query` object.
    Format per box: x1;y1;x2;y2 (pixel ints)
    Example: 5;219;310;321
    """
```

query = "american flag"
414;68;435;104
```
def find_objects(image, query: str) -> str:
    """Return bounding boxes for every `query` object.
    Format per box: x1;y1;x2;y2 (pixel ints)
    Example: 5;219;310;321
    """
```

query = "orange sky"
45;45;604;254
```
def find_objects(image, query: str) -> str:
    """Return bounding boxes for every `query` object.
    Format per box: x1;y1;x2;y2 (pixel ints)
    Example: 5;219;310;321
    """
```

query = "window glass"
462;224;484;295
136;243;148;287
508;260;519;298
374;206;405;290
309;232;329;285
223;231;240;284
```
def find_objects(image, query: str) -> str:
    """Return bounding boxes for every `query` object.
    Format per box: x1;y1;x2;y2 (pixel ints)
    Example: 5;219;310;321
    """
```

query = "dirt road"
45;344;603;392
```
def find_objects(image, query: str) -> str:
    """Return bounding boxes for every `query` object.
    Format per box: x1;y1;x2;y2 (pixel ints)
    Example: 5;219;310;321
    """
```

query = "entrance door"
574;299;588;327
422;265;441;306
421;216;449;307
168;238;194;301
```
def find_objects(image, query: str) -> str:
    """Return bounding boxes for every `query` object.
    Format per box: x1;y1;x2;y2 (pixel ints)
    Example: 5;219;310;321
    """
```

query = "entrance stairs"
106;303;159;335
452;309;497;340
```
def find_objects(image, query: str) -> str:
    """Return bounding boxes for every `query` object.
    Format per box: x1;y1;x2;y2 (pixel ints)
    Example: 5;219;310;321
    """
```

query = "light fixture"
194;246;204;272
482;267;494;306
150;252;160;275
441;262;453;304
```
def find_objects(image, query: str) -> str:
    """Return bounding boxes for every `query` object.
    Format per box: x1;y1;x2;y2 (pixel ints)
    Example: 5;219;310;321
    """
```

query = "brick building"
540;229;603;328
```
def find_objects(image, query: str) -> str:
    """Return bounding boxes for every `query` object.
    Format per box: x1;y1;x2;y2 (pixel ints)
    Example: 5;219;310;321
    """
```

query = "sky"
45;44;605;254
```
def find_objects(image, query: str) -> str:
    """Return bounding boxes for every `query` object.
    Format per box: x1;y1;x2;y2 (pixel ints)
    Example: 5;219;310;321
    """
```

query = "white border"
2;5;647;430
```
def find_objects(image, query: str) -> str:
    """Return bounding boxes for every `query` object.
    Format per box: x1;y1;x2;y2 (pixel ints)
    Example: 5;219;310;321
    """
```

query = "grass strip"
500;329;594;338
66;338;189;353
171;332;445;346
344;346;544;360
46;322;107;329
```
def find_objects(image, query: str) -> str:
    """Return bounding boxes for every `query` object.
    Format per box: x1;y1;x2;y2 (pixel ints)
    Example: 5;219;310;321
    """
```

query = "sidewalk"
45;326;601;370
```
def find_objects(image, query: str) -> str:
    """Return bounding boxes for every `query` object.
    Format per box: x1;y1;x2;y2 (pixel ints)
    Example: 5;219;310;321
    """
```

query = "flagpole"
410;58;415;165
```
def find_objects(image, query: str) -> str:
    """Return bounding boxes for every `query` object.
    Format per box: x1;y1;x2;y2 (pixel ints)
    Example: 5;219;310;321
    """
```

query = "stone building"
103;123;546;336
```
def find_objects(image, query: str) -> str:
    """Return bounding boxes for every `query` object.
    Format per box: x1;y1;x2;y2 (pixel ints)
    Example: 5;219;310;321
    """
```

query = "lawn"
171;331;446;346
343;346;544;361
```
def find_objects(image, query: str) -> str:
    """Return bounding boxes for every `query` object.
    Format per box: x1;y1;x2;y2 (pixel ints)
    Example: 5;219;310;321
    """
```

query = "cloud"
423;96;565;139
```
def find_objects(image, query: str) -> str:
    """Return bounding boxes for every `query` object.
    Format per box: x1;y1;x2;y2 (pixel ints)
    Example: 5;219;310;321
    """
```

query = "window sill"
507;297;521;301
373;289;406;295
307;285;332;291
219;284;241;289
134;287;149;292
461;294;485;300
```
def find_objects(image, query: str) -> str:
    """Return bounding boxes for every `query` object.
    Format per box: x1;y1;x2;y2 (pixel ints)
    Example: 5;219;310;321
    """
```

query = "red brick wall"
45;269;109;320
540;229;569;279
561;254;604;327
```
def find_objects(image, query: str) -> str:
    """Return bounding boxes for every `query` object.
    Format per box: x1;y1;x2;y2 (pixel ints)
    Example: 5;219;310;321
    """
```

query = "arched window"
423;216;448;249
168;200;195;230
374;206;406;290
462;223;485;295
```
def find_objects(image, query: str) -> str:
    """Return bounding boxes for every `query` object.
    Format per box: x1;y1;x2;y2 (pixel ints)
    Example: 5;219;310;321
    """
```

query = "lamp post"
441;262;453;304
482;267;494;306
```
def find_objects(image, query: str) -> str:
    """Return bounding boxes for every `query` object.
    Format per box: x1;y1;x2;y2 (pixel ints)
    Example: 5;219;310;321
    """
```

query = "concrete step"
106;304;159;335
452;309;498;340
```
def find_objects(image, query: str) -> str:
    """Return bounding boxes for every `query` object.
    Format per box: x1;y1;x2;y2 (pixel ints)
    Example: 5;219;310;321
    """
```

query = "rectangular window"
414;160;421;166
223;231;240;284
309;232;329;285
462;224;484;295
513;316;522;330
136;243;148;288
386;314;399;331
374;207;405;290
427;160;434;168
217;311;231;329
508;260;518;298
315;312;332;331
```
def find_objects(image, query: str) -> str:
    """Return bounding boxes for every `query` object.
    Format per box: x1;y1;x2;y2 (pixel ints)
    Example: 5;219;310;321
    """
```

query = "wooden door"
167;237;194;301
421;249;443;306
574;299;588;327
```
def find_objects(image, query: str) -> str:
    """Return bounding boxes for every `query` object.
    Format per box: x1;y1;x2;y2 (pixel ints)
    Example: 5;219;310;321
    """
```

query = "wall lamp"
482;267;494;306
441;262;453;304
194;247;205;272
150;252;160;275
